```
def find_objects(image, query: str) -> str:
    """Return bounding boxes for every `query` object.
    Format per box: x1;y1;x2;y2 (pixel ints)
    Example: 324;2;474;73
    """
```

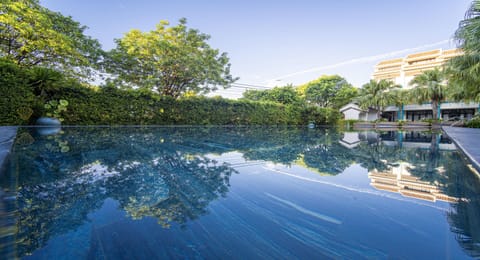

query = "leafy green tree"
242;89;268;101
446;0;480;102
357;79;399;119
0;0;103;79
267;85;302;105
303;75;357;109
409;68;446;120
105;18;237;98
242;84;302;105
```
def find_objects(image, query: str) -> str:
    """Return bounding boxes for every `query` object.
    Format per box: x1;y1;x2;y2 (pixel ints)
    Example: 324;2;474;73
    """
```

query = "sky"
41;0;472;98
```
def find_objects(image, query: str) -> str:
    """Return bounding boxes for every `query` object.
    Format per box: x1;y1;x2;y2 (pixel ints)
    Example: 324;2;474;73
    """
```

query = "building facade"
372;48;463;89
339;103;377;121
341;48;479;122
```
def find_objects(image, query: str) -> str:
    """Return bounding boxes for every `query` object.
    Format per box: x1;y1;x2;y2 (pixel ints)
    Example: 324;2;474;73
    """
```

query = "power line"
231;82;270;89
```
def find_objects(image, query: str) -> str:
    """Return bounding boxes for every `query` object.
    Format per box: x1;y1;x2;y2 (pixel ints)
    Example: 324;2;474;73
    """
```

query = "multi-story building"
341;49;479;122
372;49;463;89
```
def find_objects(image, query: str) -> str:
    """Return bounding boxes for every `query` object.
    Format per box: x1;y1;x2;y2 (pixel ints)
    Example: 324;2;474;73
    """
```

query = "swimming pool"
0;127;479;259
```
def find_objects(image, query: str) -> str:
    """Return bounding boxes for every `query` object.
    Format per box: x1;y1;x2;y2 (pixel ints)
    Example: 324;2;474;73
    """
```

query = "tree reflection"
1;127;480;257
347;130;480;257
443;155;480;258
1;127;237;256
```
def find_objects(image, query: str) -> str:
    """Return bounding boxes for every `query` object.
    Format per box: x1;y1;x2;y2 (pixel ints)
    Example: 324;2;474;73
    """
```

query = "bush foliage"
0;59;38;125
466;116;480;128
0;61;340;126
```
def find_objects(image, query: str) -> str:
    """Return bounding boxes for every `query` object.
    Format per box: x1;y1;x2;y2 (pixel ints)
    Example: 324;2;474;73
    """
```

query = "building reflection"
368;162;457;203
340;130;458;203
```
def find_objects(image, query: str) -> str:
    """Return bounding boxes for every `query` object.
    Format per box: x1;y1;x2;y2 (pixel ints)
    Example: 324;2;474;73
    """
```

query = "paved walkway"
0;126;18;172
443;126;480;172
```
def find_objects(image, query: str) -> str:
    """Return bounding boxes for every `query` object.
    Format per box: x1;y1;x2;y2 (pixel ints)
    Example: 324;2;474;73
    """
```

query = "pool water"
0;127;479;259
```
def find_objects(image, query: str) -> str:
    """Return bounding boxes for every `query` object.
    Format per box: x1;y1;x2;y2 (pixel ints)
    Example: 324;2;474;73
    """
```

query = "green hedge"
49;84;340;125
0;60;37;125
0;61;341;125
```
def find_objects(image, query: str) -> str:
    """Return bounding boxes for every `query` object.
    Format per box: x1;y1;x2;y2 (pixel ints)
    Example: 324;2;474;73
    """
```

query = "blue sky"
41;0;472;98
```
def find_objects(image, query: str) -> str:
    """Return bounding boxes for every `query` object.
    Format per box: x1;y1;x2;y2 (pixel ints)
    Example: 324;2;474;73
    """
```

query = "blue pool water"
0;127;479;259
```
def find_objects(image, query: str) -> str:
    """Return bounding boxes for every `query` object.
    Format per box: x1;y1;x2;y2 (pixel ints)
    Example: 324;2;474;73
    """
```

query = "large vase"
36;117;61;135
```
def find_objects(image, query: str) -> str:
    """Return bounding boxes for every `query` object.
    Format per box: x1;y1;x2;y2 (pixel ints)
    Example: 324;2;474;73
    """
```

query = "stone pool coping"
0;126;18;173
443;126;480;175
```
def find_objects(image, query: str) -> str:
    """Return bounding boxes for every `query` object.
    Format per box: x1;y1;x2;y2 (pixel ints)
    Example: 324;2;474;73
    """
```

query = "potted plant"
36;99;69;135
36;99;69;126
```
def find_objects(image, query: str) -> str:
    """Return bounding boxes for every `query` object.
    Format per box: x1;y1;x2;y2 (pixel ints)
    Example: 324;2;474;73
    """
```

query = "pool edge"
442;126;480;178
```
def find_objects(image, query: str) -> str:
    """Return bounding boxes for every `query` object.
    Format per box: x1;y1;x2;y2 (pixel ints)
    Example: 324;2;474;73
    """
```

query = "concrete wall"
366;110;378;121
343;109;361;120
357;111;378;121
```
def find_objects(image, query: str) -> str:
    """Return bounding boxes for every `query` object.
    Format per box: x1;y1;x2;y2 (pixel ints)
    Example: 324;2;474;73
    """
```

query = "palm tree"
409;68;446;120
455;0;480;53
357;79;399;120
446;0;480;102
390;89;410;120
29;67;64;99
447;52;480;102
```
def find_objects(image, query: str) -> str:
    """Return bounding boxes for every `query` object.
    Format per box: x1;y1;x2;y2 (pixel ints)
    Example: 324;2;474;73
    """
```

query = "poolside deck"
443;126;480;173
0;126;17;173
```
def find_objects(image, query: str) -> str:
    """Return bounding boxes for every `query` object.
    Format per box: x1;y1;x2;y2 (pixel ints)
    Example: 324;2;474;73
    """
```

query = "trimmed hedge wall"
0;60;37;125
0;61;341;125
49;85;340;125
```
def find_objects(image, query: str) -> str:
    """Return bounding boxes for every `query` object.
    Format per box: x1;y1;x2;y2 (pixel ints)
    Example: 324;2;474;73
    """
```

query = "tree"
357;79;399;119
409;68;446;120
242;89;268;101
29;67;64;99
446;0;480;102
455;0;480;53
447;54;480;102
105;19;237;98
242;84;301;105
389;89;410;120
266;85;302;105
302;75;357;109
0;0;103;79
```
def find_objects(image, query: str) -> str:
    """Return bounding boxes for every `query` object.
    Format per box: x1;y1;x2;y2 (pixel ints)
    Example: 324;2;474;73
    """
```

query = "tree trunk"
432;101;439;120
430;132;439;154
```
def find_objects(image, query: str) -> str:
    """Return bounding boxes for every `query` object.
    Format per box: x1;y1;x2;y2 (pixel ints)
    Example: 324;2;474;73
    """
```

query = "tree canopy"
357;79;400;119
105;19;237;98
455;0;480;54
242;84;301;105
447;0;480;102
0;0;103;79
301;75;357;109
409;68;446;120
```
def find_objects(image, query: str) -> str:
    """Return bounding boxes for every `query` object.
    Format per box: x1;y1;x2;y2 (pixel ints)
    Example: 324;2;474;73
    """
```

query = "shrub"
0;61;341;126
0;59;37;125
466;116;480;128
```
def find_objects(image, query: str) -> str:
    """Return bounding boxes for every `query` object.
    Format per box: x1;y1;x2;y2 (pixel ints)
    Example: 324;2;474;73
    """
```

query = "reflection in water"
368;162;458;203
0;127;478;258
264;192;342;225
342;130;480;258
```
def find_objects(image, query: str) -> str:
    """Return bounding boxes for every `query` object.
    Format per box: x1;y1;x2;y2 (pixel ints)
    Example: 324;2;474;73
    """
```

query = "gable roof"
339;103;365;113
